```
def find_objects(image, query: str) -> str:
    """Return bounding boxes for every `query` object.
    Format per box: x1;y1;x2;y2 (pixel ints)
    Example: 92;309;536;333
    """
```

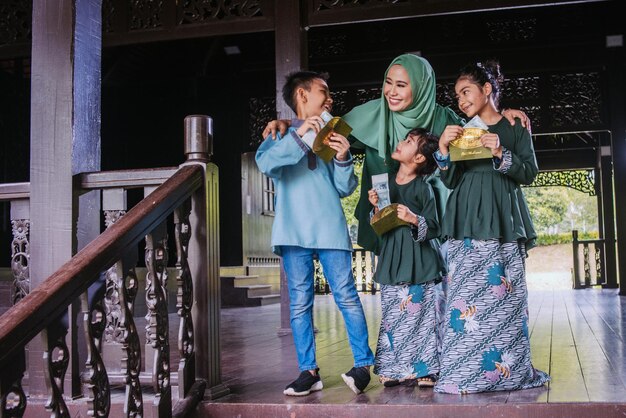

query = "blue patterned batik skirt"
435;238;550;394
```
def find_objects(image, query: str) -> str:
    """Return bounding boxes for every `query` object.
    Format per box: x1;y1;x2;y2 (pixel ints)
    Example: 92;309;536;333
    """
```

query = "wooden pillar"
604;7;626;295
28;0;102;397
598;137;617;288
274;0;308;335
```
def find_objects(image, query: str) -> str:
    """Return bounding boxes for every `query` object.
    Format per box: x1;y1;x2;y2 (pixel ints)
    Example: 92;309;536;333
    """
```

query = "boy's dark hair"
457;59;504;108
406;127;439;176
282;70;329;113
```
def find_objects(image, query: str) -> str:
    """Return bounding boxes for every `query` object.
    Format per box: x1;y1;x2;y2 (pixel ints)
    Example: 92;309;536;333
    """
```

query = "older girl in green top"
434;60;550;394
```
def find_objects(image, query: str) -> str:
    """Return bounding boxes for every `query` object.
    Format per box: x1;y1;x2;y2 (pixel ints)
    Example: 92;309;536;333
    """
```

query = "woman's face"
384;64;413;112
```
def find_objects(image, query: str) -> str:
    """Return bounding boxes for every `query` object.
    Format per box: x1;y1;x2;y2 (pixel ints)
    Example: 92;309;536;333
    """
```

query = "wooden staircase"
220;265;280;307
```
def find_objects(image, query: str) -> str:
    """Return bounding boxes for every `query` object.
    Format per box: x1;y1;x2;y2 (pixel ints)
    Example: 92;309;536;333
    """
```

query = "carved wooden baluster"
82;292;110;417
101;189;144;416
3;202;29;417
43;328;70;417
10;200;30;304
174;199;195;396
595;244;604;285
120;264;143;418
583;243;591;286
145;221;172;417
0;350;27;418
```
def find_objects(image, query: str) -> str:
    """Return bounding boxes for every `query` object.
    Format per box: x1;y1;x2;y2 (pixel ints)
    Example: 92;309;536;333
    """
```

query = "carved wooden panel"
316;0;409;11
0;0;31;46
550;72;602;127
525;169;596;195
248;96;275;149
130;0;164;30
178;0;264;24
486;18;537;42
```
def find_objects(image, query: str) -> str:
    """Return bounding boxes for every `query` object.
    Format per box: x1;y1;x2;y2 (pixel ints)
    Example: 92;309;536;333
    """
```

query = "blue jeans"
281;246;375;372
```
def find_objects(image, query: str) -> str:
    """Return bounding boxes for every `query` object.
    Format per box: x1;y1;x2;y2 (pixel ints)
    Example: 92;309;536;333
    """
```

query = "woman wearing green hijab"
343;53;464;254
262;53;529;253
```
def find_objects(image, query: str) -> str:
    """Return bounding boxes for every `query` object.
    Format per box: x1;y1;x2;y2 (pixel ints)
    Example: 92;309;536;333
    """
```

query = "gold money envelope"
313;117;353;162
370;203;409;236
449;128;492;161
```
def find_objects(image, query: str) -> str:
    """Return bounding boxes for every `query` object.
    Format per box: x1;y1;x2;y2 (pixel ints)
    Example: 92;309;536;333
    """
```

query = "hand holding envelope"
449;116;492;161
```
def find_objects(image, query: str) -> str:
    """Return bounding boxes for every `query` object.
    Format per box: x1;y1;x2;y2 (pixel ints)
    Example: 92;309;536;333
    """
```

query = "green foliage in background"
341;163;600;247
536;231;599;246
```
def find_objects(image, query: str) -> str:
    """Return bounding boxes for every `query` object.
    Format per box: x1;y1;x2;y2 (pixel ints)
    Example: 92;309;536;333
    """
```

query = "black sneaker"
341;366;371;394
283;369;323;396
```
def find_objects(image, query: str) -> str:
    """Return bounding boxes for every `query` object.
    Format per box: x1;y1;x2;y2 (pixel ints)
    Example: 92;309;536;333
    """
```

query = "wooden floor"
203;288;626;417
15;287;626;417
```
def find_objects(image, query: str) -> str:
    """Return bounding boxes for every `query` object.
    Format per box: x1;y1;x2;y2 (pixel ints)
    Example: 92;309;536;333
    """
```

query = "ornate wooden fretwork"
316;0;408;11
309;34;347;58
178;0;264;24
145;225;172;414
104;211;126;344
0;350;27;418
550;72;602;127
355;87;381;104
82;295;110;417
248;97;276;149
102;0;115;33
486;18;537;42
174;199;195;394
120;264;143;417
10;219;29;305
329;89;350;117
102;209;144;416
525;169;596;196
504;76;540;100
130;0;164;30
43;330;70;418
0;0;31;46
313;259;328;294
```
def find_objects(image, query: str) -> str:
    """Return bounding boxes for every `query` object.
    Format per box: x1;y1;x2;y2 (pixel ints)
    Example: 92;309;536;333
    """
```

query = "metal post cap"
184;115;213;161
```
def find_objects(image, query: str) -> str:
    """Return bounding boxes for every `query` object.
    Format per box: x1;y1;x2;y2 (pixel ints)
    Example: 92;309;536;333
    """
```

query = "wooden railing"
0;115;224;417
313;248;378;295
572;229;606;289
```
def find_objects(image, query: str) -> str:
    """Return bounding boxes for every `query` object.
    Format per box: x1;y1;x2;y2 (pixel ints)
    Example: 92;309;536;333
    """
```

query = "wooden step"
221;275;280;307
244;284;272;298
220;266;246;276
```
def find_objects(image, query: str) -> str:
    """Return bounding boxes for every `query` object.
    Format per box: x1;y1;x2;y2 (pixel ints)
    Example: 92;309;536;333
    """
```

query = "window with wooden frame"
262;174;275;215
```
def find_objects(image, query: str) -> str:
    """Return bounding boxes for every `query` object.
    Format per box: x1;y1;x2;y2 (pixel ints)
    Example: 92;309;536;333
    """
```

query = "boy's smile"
301;78;333;118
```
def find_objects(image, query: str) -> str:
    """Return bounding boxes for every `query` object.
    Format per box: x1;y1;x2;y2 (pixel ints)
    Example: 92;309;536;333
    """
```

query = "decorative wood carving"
10;219;29;305
145;225;172;414
0;0;31;46
82;295;111;417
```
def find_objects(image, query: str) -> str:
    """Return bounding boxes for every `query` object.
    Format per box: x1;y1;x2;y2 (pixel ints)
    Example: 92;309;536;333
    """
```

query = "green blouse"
351;105;463;254
440;118;538;249
374;175;443;286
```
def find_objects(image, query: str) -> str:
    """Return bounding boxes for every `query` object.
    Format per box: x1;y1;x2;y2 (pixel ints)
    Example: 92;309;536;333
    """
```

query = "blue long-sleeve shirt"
255;120;357;255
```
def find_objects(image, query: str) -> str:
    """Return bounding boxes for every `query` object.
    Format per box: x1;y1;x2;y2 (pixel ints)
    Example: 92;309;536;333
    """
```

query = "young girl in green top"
434;60;550;394
367;128;443;388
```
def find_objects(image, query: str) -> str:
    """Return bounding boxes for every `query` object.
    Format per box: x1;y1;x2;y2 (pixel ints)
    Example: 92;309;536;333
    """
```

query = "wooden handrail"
0;182;30;201
0;164;204;367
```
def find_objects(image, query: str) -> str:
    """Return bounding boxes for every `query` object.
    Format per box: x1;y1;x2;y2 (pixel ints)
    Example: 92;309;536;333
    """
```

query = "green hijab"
343;53;448;159
342;54;463;253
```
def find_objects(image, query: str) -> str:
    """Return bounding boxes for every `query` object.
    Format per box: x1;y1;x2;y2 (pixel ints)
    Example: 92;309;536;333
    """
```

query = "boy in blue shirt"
256;71;375;396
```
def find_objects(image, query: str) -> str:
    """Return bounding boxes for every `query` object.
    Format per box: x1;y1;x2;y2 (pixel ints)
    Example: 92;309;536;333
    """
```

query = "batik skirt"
435;238;550;394
374;280;439;381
